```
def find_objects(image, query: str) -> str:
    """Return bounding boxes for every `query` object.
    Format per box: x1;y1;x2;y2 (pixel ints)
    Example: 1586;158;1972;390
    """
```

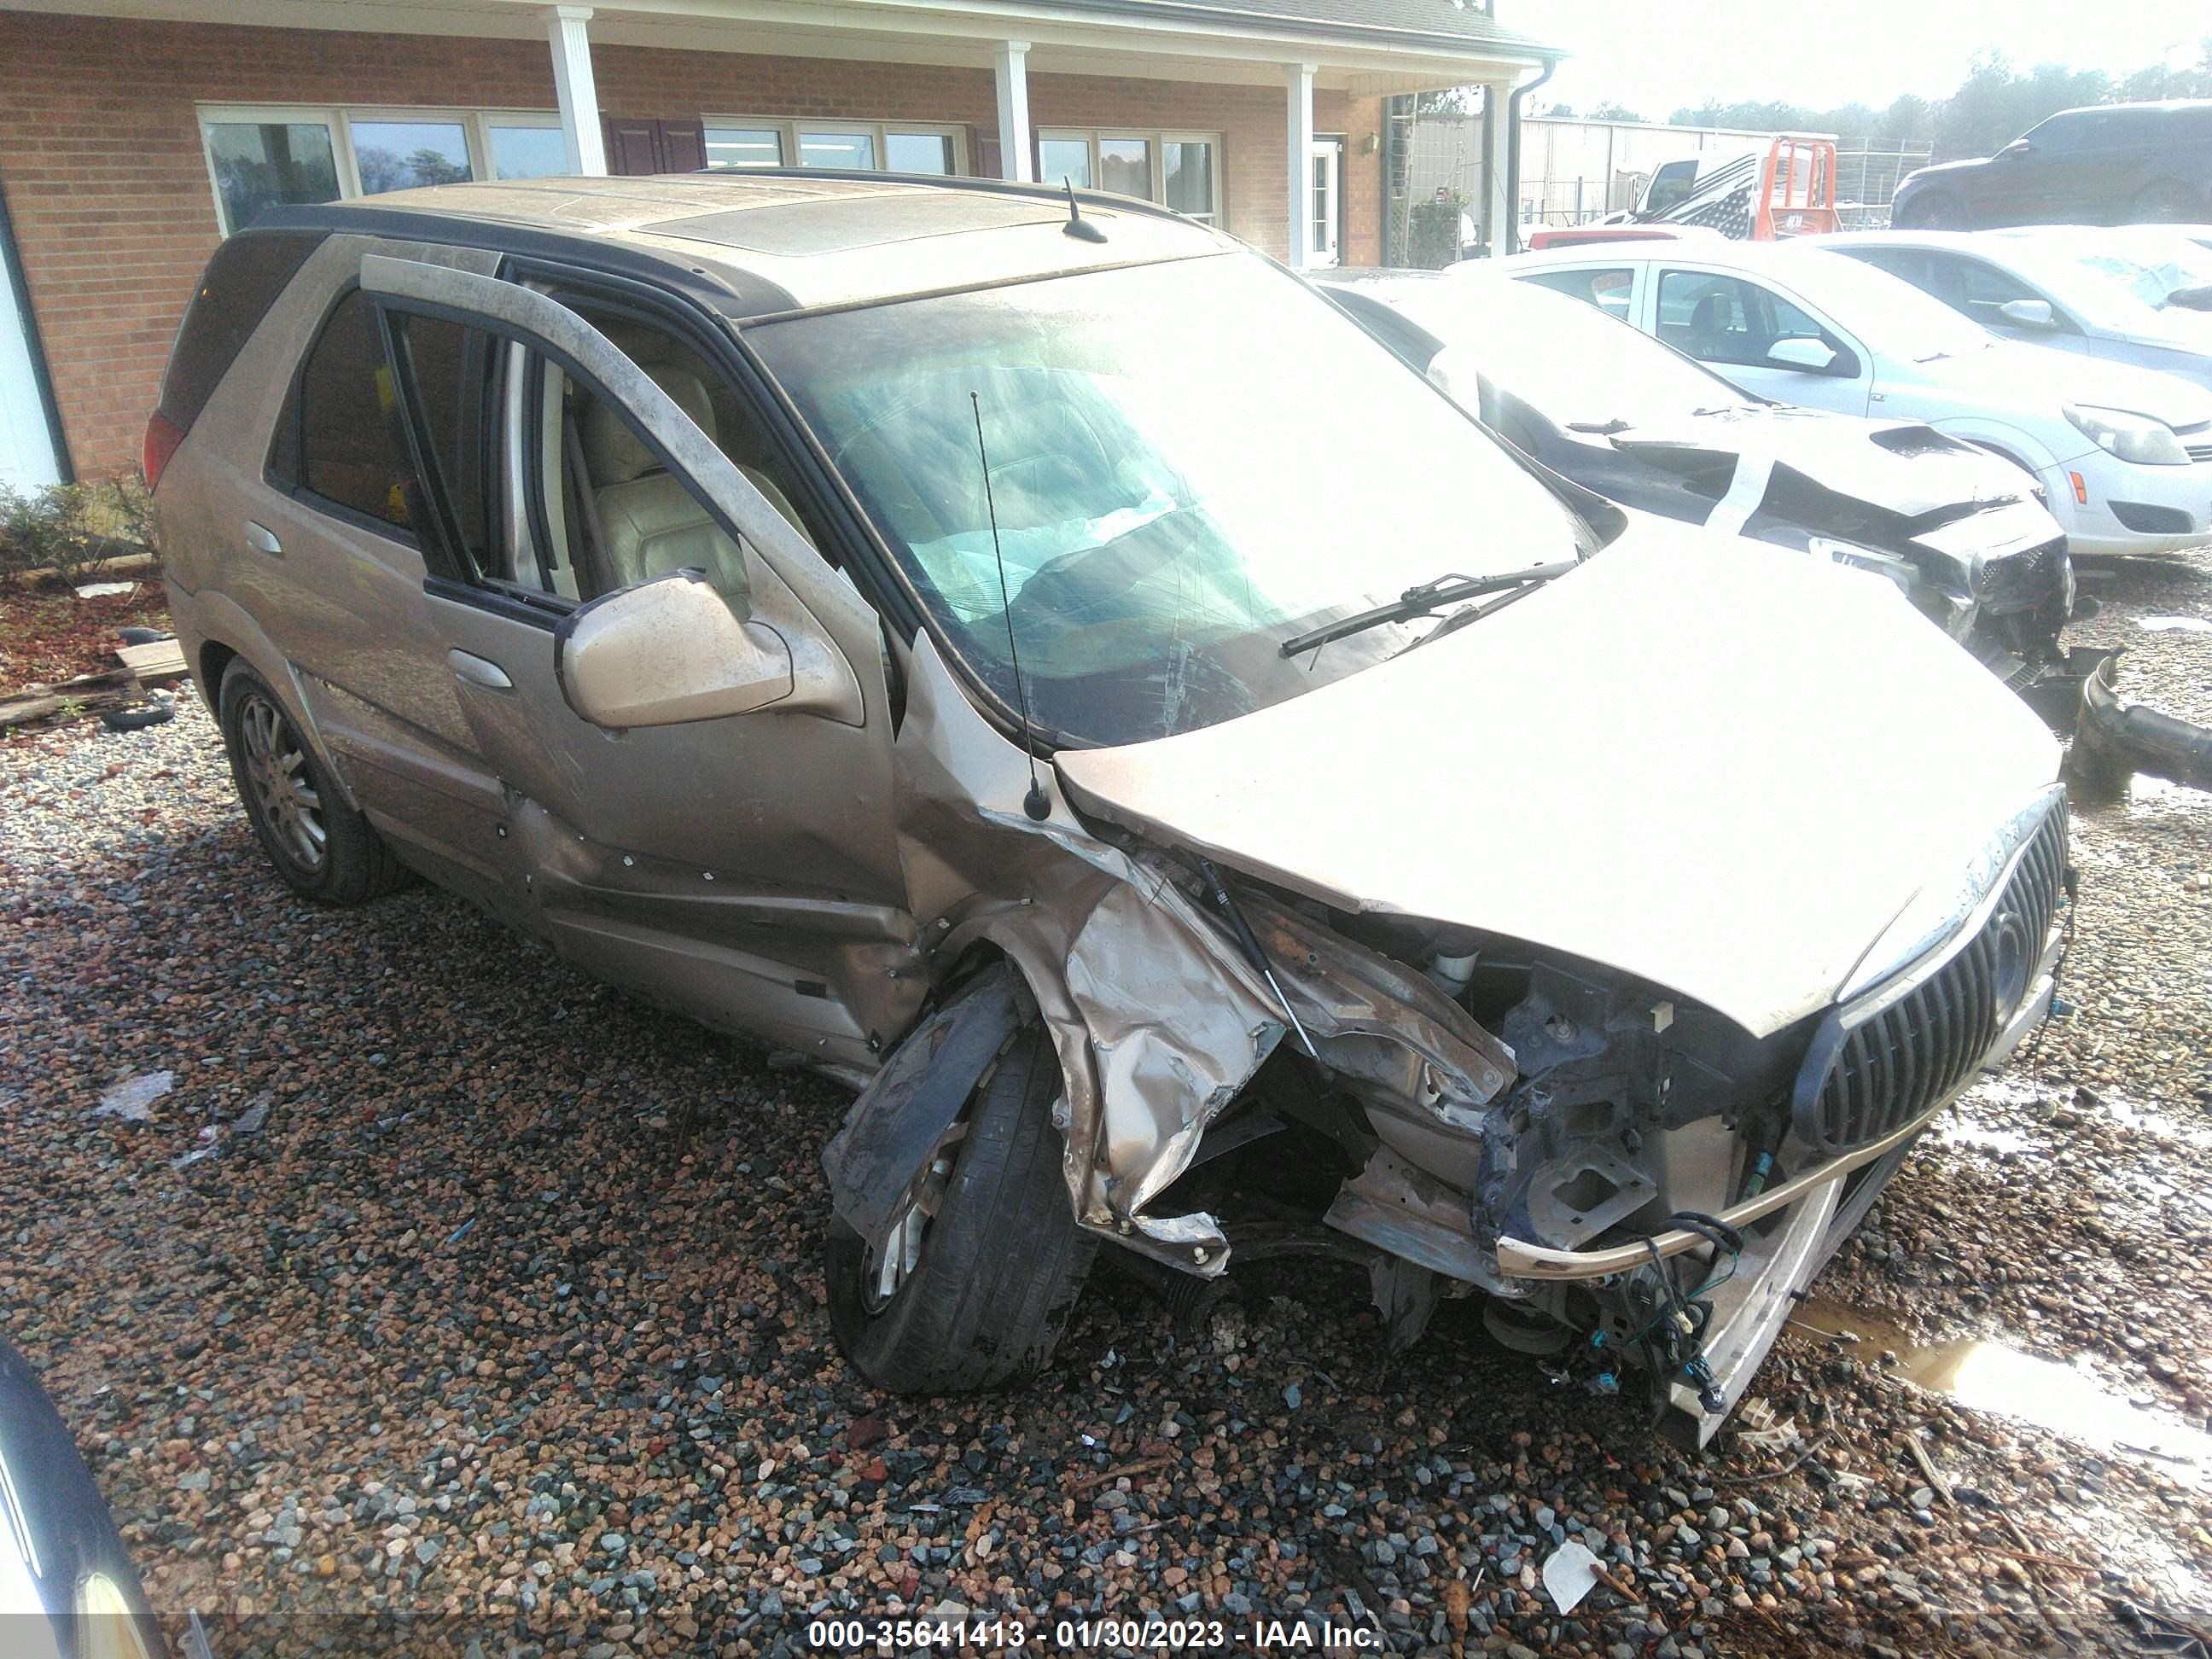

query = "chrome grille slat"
1796;802;2068;1155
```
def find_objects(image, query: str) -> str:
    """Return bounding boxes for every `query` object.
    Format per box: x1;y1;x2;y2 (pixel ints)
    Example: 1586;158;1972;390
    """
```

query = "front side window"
1656;271;1754;360
750;253;1586;747
291;290;415;532
382;302;820;608
1942;256;2047;324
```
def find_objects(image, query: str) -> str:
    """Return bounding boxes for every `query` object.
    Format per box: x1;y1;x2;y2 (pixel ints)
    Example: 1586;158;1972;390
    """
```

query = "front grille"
1976;536;2066;615
2186;443;2212;464
1793;800;2068;1156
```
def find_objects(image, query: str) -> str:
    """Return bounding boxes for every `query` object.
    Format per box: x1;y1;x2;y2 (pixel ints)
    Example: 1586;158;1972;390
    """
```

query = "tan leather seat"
579;365;815;595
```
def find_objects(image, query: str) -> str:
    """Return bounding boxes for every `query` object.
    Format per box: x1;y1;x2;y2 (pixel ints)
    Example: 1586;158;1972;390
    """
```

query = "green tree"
1589;101;1646;123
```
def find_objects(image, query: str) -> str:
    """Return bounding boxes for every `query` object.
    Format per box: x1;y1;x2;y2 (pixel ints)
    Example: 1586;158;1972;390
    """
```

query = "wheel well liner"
820;963;1022;1247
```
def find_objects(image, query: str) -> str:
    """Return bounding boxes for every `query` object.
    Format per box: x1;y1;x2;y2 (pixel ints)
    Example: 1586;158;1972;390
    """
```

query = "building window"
202;119;342;236
703;119;967;177
1036;131;1220;222
197;106;568;234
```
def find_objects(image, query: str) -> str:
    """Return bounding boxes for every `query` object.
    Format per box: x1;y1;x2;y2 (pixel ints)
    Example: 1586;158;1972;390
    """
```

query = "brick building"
0;0;1555;490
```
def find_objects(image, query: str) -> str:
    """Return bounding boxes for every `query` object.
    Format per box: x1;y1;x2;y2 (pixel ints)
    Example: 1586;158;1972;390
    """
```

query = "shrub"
0;474;154;589
1408;190;1470;270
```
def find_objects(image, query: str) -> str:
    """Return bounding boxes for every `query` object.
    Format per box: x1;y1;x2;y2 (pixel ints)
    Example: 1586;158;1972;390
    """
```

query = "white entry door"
0;211;61;491
1308;139;1342;269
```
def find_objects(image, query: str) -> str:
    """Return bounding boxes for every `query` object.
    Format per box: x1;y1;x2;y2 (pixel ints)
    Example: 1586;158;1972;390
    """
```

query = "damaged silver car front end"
827;559;2074;1443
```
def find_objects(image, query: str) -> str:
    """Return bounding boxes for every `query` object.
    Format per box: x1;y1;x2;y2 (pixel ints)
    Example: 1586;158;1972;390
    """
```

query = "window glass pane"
1039;137;1091;189
204;121;340;233
1162;140;1214;218
886;131;954;175
1097;137;1152;199
1656;271;1754;362
800;131;875;169
160;231;324;431
297;291;414;531
350;120;474;194
1520;265;1635;320
749;256;1583;748
388;311;498;577
704;126;784;169
488;125;568;180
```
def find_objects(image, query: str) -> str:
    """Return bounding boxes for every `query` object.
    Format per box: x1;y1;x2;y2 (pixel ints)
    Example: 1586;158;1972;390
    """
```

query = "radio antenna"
970;390;1051;822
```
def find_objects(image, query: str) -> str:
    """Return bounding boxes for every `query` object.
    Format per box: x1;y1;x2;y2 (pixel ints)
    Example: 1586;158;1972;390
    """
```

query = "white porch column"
1285;61;1317;268
1481;79;1513;255
994;40;1033;182
544;5;607;177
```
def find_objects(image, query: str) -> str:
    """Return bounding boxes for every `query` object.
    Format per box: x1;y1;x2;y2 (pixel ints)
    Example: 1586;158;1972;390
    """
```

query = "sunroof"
655;191;1063;257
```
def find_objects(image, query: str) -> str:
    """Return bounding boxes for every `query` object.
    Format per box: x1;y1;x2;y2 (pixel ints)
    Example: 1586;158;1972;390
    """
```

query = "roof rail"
696;165;1202;228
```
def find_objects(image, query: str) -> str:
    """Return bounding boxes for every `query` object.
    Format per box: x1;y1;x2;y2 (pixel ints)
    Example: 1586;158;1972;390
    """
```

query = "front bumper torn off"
2072;652;2212;791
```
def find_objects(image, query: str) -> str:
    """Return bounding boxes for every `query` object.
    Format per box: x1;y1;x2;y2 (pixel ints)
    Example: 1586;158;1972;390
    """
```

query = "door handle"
448;649;514;691
244;521;282;557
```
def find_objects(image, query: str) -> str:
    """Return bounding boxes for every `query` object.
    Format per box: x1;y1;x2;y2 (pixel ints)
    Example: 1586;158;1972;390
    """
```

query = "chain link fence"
1386;106;1931;255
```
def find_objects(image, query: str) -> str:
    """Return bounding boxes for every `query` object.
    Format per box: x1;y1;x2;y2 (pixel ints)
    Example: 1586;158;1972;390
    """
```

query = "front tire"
218;661;410;906
1892;189;1961;229
825;1019;1094;1393
2129;180;2198;223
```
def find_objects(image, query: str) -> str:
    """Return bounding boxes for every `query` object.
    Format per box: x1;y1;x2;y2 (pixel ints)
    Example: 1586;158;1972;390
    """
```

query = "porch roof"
4;0;1560;94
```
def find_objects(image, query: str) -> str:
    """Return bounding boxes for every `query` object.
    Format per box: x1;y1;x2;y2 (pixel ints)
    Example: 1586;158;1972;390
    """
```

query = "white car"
1821;227;2212;392
1480;239;2212;556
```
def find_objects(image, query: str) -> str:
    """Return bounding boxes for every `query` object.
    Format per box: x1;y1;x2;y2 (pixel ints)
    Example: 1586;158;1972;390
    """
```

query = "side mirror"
1998;297;2059;329
556;570;795;728
1999;139;2031;159
1766;336;1839;372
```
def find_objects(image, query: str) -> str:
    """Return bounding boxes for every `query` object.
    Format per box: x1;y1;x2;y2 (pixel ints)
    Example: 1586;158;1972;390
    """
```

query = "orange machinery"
1527;134;1840;250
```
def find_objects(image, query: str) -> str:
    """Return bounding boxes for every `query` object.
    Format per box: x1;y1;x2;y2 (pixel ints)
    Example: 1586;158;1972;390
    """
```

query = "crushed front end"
1120;789;2071;1445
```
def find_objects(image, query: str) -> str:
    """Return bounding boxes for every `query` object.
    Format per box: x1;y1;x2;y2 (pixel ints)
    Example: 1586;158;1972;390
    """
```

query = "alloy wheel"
238;691;326;872
861;1121;968;1313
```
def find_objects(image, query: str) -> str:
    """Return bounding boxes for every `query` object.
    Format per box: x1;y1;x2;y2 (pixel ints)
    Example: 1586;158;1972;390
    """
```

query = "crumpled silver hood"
1055;523;2062;1039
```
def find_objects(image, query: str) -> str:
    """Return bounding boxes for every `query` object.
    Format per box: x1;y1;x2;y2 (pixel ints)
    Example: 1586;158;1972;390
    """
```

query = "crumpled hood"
1969;339;2212;429
1610;407;2039;521
1054;523;2061;1039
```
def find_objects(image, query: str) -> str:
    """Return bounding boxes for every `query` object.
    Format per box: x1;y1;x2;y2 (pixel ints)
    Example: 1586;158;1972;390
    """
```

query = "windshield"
2004;233;2212;333
751;253;1586;748
1784;247;1999;363
1363;277;1756;428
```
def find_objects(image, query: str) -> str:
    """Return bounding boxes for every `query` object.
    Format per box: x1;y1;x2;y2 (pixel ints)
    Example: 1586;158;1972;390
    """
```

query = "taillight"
143;410;185;493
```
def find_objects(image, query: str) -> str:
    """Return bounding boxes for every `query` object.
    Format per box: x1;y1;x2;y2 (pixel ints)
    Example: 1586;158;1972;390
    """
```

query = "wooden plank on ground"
117;638;187;680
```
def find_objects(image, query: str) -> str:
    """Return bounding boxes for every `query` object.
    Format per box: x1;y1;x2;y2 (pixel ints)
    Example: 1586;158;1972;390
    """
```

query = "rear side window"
158;231;324;434
287;290;416;533
1520;266;1634;320
383;311;499;573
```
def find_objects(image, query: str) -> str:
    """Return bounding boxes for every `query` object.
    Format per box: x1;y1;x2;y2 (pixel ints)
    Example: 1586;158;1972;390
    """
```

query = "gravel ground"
2;556;2209;1659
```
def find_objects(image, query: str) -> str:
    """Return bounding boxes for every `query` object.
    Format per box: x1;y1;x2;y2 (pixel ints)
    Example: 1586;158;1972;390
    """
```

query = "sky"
1518;0;2205;118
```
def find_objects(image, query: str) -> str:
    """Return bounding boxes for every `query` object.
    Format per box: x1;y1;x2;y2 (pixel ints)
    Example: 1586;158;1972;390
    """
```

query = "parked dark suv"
1892;99;2212;229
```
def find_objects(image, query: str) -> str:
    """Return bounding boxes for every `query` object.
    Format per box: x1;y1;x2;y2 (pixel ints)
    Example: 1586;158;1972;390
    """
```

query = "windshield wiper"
1278;562;1579;659
1567;418;1633;434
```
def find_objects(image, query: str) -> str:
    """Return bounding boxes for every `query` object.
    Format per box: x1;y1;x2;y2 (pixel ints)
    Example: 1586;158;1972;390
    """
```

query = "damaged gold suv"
151;173;2071;1442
